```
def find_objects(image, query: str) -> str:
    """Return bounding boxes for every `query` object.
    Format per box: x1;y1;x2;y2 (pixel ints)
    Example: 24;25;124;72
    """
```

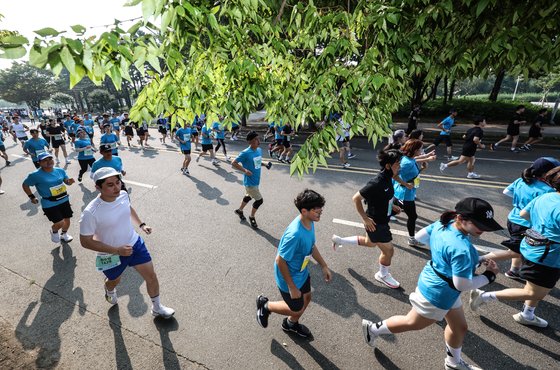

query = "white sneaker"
61;233;73;242
374;271;400;289
225;156;231;162
444;359;482;370
466;172;481;179
361;319;378;347
342;162;351;168
440;163;447;173
513;313;548;328
331;234;342;251
51;230;60;243
151;304;175;319
0;190;4;195
55;159;60;165
469;289;485;312
105;287;118;305
448;156;459;160
212;159;219;166
65;160;71;164
183;169;190;176
408;237;424;247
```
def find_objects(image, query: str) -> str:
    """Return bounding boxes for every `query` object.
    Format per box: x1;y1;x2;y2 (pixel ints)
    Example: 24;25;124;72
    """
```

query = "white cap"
92;167;121;182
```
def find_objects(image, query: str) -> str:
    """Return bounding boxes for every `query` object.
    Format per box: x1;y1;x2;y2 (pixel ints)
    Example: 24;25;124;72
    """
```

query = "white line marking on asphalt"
125;180;158;189
11;154;31;161
475;157;533;164
332;218;503;254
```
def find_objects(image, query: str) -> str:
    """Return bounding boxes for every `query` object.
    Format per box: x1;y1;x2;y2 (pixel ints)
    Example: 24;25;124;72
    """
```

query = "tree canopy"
0;62;59;110
1;1;559;175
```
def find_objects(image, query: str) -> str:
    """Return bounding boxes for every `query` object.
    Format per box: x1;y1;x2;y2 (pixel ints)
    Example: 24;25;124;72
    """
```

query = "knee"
243;195;252;203
253;198;264;209
144;271;158;284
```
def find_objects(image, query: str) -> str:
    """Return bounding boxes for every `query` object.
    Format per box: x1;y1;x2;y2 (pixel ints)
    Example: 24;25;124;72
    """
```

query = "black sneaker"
504;270;526;282
78;175;82;182
249;216;258;229
256;295;270;328
234;209;246;221
511;148;520;153
5;161;10;166
281;318;312;338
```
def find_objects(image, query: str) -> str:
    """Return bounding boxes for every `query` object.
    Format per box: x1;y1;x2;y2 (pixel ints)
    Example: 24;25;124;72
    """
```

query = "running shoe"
196;155;201;163
51;230;60;243
512;313;548;328
361;319;377;347
374;271;400;289
265;162;273;170
469;289;485;312
490;143;496;151
348;153;357;159
225;156;231;162
268;149;273;157
440;163;447;173
211;159;219;166
234;209;246;221
256;295;270;328
105;286;118;305
444;359;482;370
278;158;285;163
249;216;258;229
65;160;71;164
60;233;73;242
78;175;83;182
0;190;4;195
183;169;190;176
55;159;60;165
448;156;459;161
151;304;175;319
331;234;342;251
510;148;520;153
281;318;312;338
343;162;351;168
407;237;424;247
466;172;481;179
504;270;525;282
5;161;10;166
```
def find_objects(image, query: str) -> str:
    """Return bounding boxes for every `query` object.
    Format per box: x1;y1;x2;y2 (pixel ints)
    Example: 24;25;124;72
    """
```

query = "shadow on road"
188;174;229;206
348;268;410;306
153;316;181;370
117;268;149;318
79;183;97;211
374;348;401;370
271;338;342;370
19;201;38;217
108;306;133;369
240;222;280;248
208;164;243;185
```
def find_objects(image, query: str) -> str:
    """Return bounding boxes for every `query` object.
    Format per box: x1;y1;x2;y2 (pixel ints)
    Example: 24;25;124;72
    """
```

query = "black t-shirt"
282;125;292;140
533;115;544;128
509;113;524;130
359;170;394;224
47;125;64;135
463;126;483;149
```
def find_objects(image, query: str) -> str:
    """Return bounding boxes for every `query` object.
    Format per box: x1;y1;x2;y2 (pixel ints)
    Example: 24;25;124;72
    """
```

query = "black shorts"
434;135;452;147
232;126;240;132
43;200;73;223
528;126;542;138
500;221;527;254
181;149;191;155
0;144;5;152
507;124;520;136
201;143;213;152
461;144;477;158
279;275;311;312
366;223;393;243
68;133;76;138
124;127;134;136
137;128;145;136
52;140;65;149
275;139;283;146
159;127;167;134
519;257;560;289
191;131;199;137
32;161;40;169
17;136;29;142
282;140;291;148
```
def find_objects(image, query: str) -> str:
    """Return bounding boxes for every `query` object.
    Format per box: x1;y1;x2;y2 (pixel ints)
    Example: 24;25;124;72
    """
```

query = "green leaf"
371;74;385;89
82;47;93;71
59;46;76;74
207;13;219;30
29;46;48;67
386;13;399;25
70;24;86;34
34;27;60;37
476;0;490;17
0;46;26;59
0;35;28;45
69;64;86;88
142;0;156;19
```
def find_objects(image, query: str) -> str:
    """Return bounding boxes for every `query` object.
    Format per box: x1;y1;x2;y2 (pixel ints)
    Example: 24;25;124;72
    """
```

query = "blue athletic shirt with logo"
417;221;479;309
275;124;284;140
440;116;454;136
274;216;316;292
23;138;49;161
91;156;123;174
75;138;95;160
201;126;213;145
393;155;420;201
235;147;262;187
84;125;94;135
520;192;560;268
63;120;75;133
23;168;70;208
506;178;554;228
100;133;119;155
71;123;80;134
0;134;4;146
110;118;121;130
212;122;225;139
84;119;95;128
176;127;192;150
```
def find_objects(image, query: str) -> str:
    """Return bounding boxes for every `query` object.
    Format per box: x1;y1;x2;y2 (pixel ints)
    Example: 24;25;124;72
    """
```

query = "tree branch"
275;0;287;24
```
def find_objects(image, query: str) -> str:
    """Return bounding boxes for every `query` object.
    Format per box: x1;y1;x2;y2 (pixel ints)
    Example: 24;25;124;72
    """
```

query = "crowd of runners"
1;106;559;370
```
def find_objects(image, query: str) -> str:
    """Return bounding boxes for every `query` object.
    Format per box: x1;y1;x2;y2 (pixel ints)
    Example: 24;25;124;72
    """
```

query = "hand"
31;197;39;205
420;162;428;170
426;155;437;162
392;205;401;215
66;178;75;185
288;286;301;300
322;266;332;283
404;182;414;190
245;169;253;176
141;224;152;235
116;245;133;256
362;216;376;232
483;259;499;274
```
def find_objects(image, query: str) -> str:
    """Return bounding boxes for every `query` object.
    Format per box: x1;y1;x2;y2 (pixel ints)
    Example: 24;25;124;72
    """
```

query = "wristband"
28;194;36;199
482;270;496;284
139;222;146;228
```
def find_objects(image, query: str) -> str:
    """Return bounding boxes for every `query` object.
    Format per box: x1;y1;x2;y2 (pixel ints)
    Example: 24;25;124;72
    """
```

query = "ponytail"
439;211;458;227
521;167;536;184
544;167;560;191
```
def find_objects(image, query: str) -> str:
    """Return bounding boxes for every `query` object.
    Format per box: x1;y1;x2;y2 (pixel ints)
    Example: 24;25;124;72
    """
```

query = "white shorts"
409;287;462;321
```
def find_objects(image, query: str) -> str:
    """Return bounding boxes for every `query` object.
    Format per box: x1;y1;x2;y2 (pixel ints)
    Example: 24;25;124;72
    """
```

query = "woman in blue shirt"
393;139;436;247
484;157;559;281
470;167;560;329
362;198;502;370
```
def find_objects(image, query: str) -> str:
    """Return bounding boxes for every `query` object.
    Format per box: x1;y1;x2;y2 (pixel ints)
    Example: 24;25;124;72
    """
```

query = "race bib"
413;176;421;188
49;183;67;197
109;142;117;149
95;254;121;271
54;134;62;141
300;254;312;272
286;135;291;142
183;134;191;141
253;156;262;170
35;149;46;156
84;149;94;156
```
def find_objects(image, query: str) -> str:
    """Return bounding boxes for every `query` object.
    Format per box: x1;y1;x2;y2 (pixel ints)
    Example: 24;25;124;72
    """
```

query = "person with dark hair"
336;116;352;168
39;118;51;146
196;123;218;165
0;128;10;166
46;118;70;165
384;129;406;151
332;150;404;288
440;117;486;179
279;122;295;163
213;115;230;161
491;105;526;152
256;189;331;338
470;167;560;328
406;105;421;135
393;139;436;247
175;121;193;175
433;109;458;161
74;128;97;182
482;157;559;282
23;129;50;169
100;124;120;156
521;108;547;151
409;129;424;140
362;198;502;370
79;167;175;319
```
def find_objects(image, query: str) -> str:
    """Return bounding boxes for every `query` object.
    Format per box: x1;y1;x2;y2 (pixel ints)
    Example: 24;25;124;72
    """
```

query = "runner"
63;115;76;147
84;113;95;140
433;108;458;161
110;113;122;140
406;105;421;136
482;157;559;282
10;115;30;149
79;167;175;319
190;115;200;151
256;189;331;338
0;129;11;166
393;139;437;247
123;120;135;147
383;129;406;151
332;150;404;288
157;116;168;143
23;129;50;169
470;167;560;328
213;116;230;161
269;121;285;159
279;122;294;163
100;124;120;156
175;122;192;175
74;128;97;182
196;123;218;166
440;117;486;179
39;119;51;147
335;116;351;168
231;121;240;141
521;108;546;151
91;144;126;177
362;198;502;370
22;152;76;243
47;119;71;165
135;121;147;148
490;105;526;153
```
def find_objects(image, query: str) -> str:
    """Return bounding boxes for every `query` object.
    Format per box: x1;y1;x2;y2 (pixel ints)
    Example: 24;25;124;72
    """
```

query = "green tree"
0;62;58;111
50;92;75;109
88;89;114;112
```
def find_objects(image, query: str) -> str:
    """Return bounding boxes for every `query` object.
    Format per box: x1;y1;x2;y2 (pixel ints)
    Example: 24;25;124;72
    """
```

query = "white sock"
379;264;389;276
151;295;161;311
521;304;536;320
338;236;359;246
369;320;392;336
481;292;497;303
445;343;462;365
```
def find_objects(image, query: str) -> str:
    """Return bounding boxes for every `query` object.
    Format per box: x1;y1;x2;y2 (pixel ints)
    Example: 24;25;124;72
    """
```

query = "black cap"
455;198;503;232
246;131;258;141
99;144;112;152
531;157;560;177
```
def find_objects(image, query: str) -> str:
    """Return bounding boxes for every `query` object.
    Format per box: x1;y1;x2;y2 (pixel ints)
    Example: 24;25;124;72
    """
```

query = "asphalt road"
0;127;559;369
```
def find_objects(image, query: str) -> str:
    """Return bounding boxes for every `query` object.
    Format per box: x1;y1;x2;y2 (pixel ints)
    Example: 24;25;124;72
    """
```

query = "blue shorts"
103;237;152;280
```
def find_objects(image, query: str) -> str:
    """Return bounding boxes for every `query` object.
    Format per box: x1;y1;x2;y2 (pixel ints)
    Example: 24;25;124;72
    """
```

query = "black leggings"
78;158;95;178
402;200;418;237
215;139;227;155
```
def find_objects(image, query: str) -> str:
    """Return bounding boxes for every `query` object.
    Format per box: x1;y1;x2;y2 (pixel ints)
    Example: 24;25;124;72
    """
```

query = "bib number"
109;142;117;149
49;183;67;197
84;149;93;156
35;149;46;156
300;255;311;272
95;254;121;271
54;134;62;141
183;134;191;141
413;177;421;188
253;156;262;170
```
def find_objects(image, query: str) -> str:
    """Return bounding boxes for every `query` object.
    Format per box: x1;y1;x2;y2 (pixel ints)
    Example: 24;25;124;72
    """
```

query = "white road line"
332;218;503;254
11;154;31;161
124;180;158;189
475;157;533;164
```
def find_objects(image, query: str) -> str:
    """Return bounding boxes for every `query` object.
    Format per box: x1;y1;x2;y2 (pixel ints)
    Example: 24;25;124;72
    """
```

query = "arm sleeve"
503;188;513;197
22;173;35;187
414;226;431;245
235;150;246;165
452;275;490;291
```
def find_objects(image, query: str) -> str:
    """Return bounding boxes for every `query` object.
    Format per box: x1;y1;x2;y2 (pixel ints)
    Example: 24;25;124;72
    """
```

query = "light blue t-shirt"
212;122;225;139
23;168;70;208
75;138;95;160
274;216;316;292
235;147;262;187
84;119;94;128
201;126;213;145
110;118;121;130
100;133;119;155
440;116;454;136
23;138;49;161
275;124;284;140
0;133;4;146
176;127;192;151
506;178;554;228
91;156;123;174
520;192;560;268
417;221;479;309
393;156;419;201
84;125;94;136
71;123;80;134
63;120;75;133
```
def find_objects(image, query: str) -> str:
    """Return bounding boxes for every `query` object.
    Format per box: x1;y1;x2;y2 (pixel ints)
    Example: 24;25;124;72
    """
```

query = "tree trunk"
489;69;505;102
430;77;441;100
122;83;132;108
241;115;247;127
410;73;426;109
448;79;456;101
443;77;448;105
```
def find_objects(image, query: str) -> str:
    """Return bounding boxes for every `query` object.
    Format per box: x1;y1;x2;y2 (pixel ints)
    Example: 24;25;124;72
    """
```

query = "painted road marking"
11;154;32;161
125;180;158;189
332;218;504;254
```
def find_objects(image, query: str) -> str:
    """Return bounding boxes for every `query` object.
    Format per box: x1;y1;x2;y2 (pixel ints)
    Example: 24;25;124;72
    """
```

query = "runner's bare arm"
80;234;131;255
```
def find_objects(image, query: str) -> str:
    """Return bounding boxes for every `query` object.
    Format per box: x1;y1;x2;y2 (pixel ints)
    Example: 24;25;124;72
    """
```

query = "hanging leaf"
34;27;61;37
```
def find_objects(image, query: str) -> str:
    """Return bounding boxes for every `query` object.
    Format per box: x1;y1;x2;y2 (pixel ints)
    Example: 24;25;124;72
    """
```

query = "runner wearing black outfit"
491;105;526;153
440;117;486;179
522;108;546;151
406;105;421;135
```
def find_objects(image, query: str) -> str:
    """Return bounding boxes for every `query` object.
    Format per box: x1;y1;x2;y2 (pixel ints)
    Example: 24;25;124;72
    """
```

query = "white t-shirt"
79;191;138;247
11;123;27;138
335;119;350;141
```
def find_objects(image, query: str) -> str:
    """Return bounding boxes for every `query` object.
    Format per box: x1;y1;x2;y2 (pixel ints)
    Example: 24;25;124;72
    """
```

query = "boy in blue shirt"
23;129;50;169
91;144;125;176
196;124;218;165
74;128;97;182
100;124;121;156
110;113;122;139
213;116;230;161
175;123;192;175
256;189;331;338
433;108;458;161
